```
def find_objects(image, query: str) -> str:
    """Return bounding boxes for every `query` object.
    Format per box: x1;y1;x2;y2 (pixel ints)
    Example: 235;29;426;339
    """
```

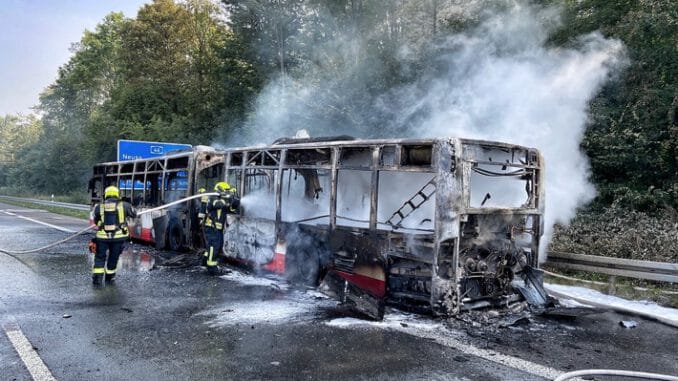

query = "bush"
550;204;678;263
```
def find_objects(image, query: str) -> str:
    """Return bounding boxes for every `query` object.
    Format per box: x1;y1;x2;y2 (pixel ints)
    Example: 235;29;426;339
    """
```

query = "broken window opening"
230;152;244;166
465;144;538;209
401;145;432;167
281;169;330;225
164;170;189;203
469;165;534;208
339;147;372;168
380;146;397;166
197;164;224;194
241;168;277;220
378;172;436;232
336;169;371;228
286;148;331;166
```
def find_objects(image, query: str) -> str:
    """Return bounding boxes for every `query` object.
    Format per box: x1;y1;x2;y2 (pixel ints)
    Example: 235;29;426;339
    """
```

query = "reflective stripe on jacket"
94;198;135;240
198;194;209;222
204;198;228;231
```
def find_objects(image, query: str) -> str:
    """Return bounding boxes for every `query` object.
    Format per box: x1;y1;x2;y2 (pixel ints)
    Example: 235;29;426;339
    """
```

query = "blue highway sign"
117;140;192;161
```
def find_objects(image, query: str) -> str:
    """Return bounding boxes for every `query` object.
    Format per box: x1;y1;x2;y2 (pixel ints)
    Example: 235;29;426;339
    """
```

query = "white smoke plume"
390;4;625;257
232;1;626;257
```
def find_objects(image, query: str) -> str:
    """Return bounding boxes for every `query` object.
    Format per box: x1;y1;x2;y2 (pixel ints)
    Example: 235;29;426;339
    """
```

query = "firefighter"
202;181;240;275
196;187;209;264
197;187;208;225
91;185;137;286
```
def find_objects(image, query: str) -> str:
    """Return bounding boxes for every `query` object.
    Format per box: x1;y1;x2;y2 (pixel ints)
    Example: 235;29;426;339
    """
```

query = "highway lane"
0;202;548;381
1;202;676;380
0;195;90;211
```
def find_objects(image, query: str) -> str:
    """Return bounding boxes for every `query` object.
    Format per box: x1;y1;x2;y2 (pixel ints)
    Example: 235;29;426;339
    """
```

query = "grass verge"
0;198;90;220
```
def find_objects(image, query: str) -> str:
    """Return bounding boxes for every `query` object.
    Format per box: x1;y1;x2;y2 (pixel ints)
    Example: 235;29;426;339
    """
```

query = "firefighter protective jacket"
204;194;239;231
93;197;137;240
198;193;209;224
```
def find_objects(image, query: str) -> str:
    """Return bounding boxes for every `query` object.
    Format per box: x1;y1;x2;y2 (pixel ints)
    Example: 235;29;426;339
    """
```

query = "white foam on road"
546;283;678;327
201;269;333;326
219;270;289;290
203;299;320;327
326;311;440;331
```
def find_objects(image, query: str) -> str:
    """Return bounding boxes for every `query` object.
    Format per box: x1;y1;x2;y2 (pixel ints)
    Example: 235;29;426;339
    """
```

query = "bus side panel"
129;212;157;244
324;227;388;319
223;217;276;267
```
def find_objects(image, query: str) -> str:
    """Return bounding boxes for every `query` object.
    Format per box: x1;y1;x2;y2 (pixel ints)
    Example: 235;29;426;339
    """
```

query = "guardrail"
0;195;91;211
546;251;678;283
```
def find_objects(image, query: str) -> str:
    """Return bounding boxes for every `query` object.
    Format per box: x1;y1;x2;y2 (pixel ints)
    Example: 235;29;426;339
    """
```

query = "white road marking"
2;211;75;233
3;322;57;381
326;316;562;380
408;327;561;379
3;209;48;213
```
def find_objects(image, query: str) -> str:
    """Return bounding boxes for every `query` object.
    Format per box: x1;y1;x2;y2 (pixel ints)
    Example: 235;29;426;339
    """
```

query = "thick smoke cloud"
392;4;625;256
233;1;626;257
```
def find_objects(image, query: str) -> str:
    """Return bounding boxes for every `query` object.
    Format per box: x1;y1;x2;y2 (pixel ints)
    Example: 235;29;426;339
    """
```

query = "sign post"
117;140;192;161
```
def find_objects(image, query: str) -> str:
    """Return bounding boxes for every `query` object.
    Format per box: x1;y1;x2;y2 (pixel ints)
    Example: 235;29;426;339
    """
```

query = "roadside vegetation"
550;205;678;263
0;196;90;220
0;1;675;263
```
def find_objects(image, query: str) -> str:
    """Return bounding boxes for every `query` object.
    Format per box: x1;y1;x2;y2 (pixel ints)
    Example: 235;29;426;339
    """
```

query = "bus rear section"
383;139;548;317
220;137;549;319
88;146;225;251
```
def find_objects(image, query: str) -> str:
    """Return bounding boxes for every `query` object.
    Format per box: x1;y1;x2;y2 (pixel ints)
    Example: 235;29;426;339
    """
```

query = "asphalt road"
1;202;676;381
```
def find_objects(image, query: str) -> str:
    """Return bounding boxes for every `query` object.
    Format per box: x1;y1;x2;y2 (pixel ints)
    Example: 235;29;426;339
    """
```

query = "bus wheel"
167;219;184;252
286;244;320;286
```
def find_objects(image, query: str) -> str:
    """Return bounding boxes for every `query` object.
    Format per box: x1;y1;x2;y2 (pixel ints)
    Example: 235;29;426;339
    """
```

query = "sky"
0;0;149;116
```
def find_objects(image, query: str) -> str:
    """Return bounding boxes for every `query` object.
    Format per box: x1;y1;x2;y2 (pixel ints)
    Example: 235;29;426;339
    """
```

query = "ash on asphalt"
72;241;678;375
439;305;677;376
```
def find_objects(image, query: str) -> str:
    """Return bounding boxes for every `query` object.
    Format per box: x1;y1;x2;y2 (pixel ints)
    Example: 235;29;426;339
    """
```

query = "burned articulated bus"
89;146;225;250
221;137;549;319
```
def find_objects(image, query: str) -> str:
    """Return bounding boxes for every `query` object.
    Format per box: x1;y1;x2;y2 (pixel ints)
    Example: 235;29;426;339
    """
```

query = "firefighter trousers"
93;238;124;282
203;227;224;274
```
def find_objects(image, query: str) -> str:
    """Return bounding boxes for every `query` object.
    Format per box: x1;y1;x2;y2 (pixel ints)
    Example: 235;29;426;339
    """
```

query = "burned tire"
167;219;184;252
286;243;320;286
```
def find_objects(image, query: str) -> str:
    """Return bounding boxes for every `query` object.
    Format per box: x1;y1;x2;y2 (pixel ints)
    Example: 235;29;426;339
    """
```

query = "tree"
550;0;677;209
26;13;128;193
0;114;42;187
103;0;232;147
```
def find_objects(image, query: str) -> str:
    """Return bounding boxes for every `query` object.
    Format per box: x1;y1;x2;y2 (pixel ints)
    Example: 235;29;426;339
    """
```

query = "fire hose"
554;369;678;381
0;192;219;257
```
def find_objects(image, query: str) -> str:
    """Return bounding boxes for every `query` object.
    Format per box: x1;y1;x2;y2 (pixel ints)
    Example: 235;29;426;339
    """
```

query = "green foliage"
550;0;677;210
0;114;42;164
0;114;42;186
3;0;675;216
7;0;237;191
550;204;678;263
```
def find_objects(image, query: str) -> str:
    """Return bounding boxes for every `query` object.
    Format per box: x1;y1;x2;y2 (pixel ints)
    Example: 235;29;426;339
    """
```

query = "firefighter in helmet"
197;187;209;225
202;181;240;275
91;185;137;286
196;187;210;257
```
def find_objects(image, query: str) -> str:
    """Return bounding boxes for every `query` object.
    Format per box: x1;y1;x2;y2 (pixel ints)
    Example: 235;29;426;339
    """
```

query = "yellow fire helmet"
197;187;206;193
214;182;231;193
104;185;120;199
